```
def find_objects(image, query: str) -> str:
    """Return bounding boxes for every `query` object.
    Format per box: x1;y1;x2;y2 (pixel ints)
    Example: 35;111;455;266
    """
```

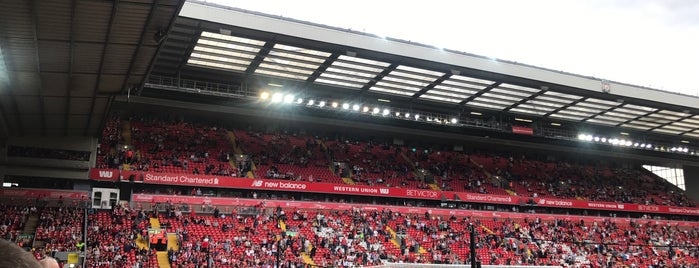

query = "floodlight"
319;101;326;107
308;100;315;106
601;138;607;143
283;94;295;103
451;118;458;124
260;91;270;100
414;114;420;120
296;98;303;104
624;141;632;146
342;103;350;110
352;104;360;111
395;112;400;117
271;93;283;103
331;102;338;108
363;106;369;112
578;134;586;140
372;107;380;114
405;113;410;118
593;137;600;142
382;109;390;116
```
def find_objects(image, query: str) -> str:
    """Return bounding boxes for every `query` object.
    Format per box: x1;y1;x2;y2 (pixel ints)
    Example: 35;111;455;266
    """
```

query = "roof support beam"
142;0;187;82
245;41;274;75
410;73;452;100
615;110;659;127
64;0;77;136
84;0;119;136
119;0;160;94
647;114;694;132
543;97;587;117
458;82;500;106
359;63;398;94
305;52;339;84
580;102;625;122
502;88;547;112
30;0;46;136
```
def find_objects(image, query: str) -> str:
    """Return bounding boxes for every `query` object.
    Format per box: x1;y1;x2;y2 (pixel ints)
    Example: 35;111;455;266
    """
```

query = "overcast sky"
206;0;699;96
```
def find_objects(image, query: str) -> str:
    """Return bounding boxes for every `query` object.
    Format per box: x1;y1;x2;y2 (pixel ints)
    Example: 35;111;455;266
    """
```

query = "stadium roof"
0;0;182;136
2;0;699;145
145;1;699;142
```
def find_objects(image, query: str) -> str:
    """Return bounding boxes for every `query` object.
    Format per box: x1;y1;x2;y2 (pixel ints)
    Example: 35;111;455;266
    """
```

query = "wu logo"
379;188;389;194
99;171;113;178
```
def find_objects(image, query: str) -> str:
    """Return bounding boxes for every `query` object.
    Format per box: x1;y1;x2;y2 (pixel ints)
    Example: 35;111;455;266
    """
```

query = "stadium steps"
167;233;179;251
342;177;355;185
505;189;517;196
279;219;286;232
156;251;171;268
150;217;161;229
576;196;586;200
226;131;244;155
385;226;402;249
135;234;149;250
469;157;499;186
22;213;39;236
300;252;316;266
428;183;440;191
121;120;132;145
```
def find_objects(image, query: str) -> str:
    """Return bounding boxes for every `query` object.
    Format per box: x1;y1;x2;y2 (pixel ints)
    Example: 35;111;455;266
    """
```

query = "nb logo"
99;171;113;178
538;199;546;205
251;180;263;187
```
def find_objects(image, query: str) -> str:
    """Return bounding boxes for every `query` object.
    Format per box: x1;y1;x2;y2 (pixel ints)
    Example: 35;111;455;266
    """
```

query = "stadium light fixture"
271;93;283;103
550;122;561;126
372;107;380;114
682;140;690;144
342;103;350;110
283;94;295;103
363;106;369;113
260;91;270;100
331;102;338;108
395;112;400;117
307;99;315;106
414;114;420;120
451;118;458;124
601;137;607;143
594;137;600;142
470;112;482;116
352;104;360;111
405;113;410;118
296;98;303;104
382;109;390;116
620;132;629;136
319;101;326;107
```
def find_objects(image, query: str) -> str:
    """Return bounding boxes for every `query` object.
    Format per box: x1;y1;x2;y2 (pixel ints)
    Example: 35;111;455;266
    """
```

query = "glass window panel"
396;65;444;77
651;128;683;134
255;69;308;80
586;118;620;126
450;75;493;85
658;125;690;131
683;132;699;138
192;45;258;59
258;63;314;75
467;101;508;110
643;165;685;190
420;94;462;103
318;72;371;84
337;55;391;67
543;91;582;100
657;110;691;117
187;59;248;71
382;76;431;87
510;108;548;115
472;96;516;106
324;67;376;78
621;124;652;130
637;118;673;124
672;121;699;128
592;115;628;122
525;100;563;109
481;92;523;102
532;96;574;105
375;81;421;92
575;102;614;110
490;88;536;97
263;56;322;69
599;111;637;119
369;86;415;96
434;85;478;95
315;78;365;89
499;83;541;93
585;98;620;106
330;61;385;74
549;113;584;121
557;109;595;117
426;89;470;99
612;107;650;115
189;52;252;66
273;44;331;57
516;103;556;112
622;104;657;112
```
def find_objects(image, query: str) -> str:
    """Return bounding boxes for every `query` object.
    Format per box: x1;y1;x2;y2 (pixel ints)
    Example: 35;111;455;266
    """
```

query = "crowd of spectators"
34;207;85;253
97;118;696;209
85;205;155;268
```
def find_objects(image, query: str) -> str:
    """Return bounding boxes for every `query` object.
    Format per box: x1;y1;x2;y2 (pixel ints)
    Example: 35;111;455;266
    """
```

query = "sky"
205;0;699;96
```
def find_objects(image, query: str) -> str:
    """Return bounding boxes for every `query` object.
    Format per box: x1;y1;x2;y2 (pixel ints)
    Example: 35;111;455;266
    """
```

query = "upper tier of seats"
97;118;695;208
